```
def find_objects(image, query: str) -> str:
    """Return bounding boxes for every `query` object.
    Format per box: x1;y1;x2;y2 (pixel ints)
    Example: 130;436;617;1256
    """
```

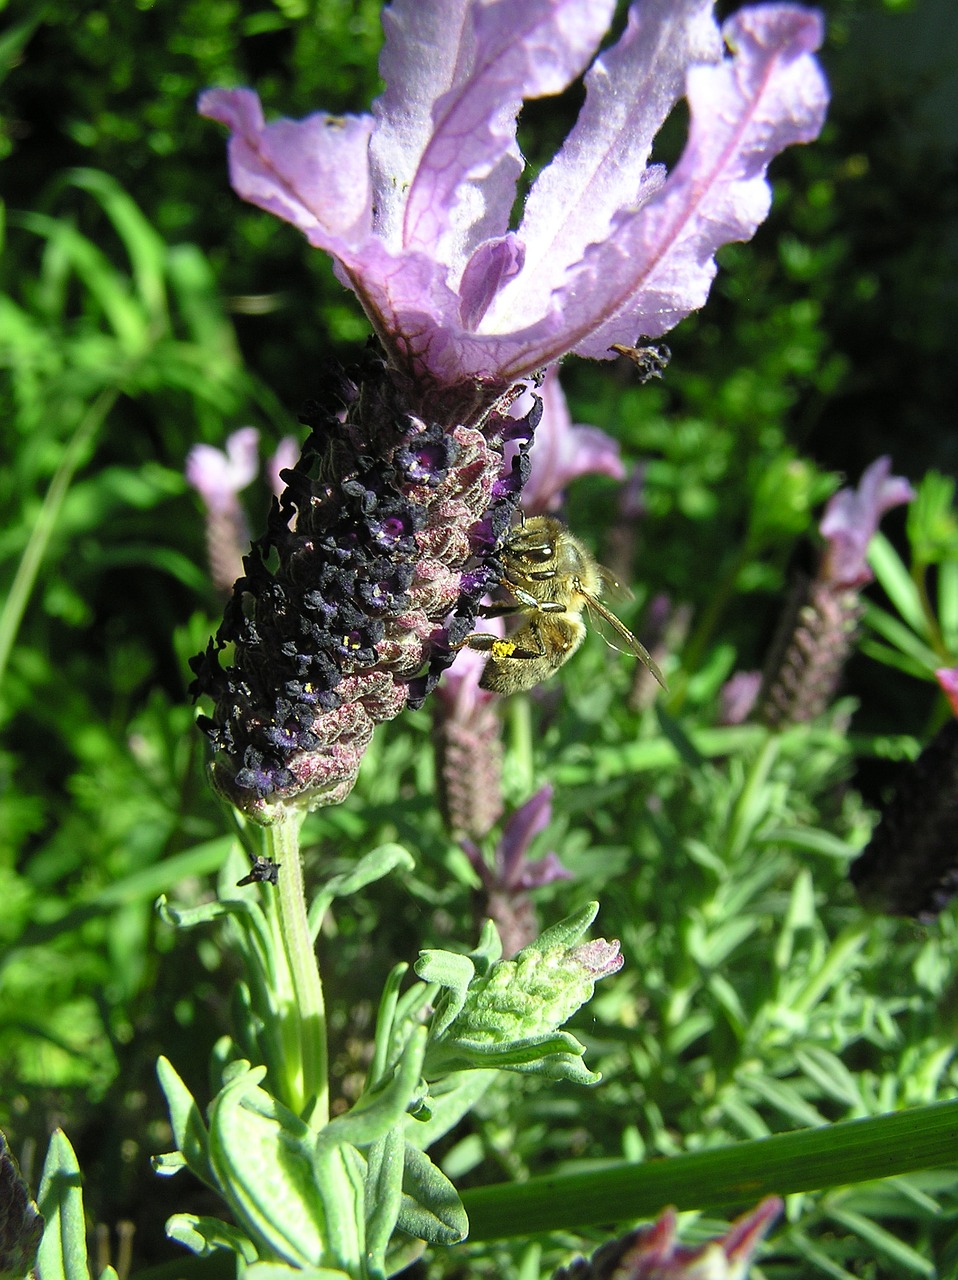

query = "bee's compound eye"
524;543;554;564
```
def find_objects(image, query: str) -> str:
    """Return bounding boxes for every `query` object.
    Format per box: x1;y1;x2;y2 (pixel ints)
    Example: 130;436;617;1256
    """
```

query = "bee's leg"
453;632;543;660
453;622;545;662
478;601;523;619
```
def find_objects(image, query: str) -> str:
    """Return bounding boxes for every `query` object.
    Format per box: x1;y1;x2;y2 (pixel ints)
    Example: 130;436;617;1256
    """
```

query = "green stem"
461;1098;958;1240
507;694;535;797
0;387;117;687
681;538;755;677
268;815;329;1128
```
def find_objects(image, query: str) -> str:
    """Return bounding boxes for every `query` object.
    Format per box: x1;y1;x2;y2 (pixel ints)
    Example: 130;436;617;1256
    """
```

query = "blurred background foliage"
2;0;958;1275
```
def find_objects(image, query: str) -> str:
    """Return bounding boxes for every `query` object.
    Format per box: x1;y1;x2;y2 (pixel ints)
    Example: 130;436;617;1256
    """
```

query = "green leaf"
364;1127;405;1279
154;1057;215;1190
937;558;958;651
868;531;926;632
208;1065;363;1271
165;1214;258;1263
308;844;415;939
826;1207;936;1276
523;902;599;954
321;1028;427;1149
414;951;475;1038
36;1131;89;1280
397;1145;468;1246
861;602;941;668
460;1098;958;1241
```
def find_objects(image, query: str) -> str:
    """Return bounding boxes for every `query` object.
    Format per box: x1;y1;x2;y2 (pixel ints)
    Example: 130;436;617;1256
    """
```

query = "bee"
461;515;666;695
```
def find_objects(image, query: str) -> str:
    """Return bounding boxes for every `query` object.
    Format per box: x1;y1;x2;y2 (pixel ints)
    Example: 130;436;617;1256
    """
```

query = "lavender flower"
758;457;913;728
820;456;916;588
554;1197;782;1280
193;1;828;821
463;785;573;955
186;427;259;594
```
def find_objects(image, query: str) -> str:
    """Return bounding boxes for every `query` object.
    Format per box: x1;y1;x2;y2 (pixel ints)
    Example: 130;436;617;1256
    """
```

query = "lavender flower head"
193;0;828;822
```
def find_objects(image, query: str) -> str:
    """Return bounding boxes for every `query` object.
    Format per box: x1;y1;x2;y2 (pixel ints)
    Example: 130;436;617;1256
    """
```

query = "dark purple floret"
190;347;534;822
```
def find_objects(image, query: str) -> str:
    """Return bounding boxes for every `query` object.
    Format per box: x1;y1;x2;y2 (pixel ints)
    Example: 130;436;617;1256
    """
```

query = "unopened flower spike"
851;666;958;921
194;0;828;821
757;457;913;729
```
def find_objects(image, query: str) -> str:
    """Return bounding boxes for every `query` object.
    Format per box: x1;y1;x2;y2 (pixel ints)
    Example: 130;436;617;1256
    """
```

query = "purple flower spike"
820;456;915;588
200;0;827;390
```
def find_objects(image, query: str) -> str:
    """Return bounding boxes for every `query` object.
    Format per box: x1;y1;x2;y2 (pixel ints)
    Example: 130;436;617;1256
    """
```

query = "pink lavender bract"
200;0;828;393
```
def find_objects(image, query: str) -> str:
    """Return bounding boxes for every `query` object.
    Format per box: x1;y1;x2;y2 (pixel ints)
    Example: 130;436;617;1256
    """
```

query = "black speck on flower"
190;347;534;822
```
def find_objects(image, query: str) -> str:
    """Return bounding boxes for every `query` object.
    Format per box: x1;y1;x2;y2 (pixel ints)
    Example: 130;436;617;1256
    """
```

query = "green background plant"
2;1;958;1276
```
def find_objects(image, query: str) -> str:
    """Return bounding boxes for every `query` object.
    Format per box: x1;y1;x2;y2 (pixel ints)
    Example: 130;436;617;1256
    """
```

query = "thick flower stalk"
194;0;828;820
757;457;913;728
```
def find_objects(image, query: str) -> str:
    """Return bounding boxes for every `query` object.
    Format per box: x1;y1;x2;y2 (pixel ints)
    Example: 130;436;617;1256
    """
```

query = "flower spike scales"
194;0;828;822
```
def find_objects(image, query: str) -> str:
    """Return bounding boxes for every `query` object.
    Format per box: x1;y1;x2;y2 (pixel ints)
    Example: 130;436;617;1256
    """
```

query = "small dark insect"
237;855;281;887
610;341;671;383
460;515;666;695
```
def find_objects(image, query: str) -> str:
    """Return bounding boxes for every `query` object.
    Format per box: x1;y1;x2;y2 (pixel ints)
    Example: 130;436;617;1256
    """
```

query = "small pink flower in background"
462;785;573;957
935;667;958;718
758;456;914;729
266;434;300;500
186;428;261;595
512;366;624;514
820;456;915;588
554;1196;781;1280
718;670;762;725
186;427;260;514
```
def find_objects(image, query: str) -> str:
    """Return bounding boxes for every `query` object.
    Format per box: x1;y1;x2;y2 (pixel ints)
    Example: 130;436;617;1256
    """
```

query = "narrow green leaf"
861;602;940;669
165;1214;257;1263
461;1100;958;1242
364;1127;405;1278
868;532;926;633
397;1145;468;1246
322;1029;427;1149
154;1057;215;1190
36;1130;89;1280
826;1207;935;1276
63;170;169;328
308;844;415;938
937;559;958;651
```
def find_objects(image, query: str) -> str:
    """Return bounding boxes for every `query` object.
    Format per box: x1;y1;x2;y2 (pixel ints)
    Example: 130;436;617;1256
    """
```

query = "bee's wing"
597;565;633;605
582;589;668;690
